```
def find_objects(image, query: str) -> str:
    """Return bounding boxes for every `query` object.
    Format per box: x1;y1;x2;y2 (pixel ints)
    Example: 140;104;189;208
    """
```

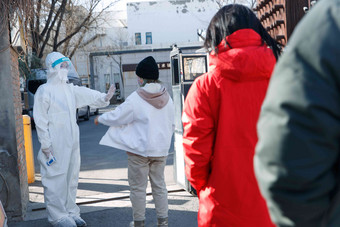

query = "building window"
146;32;152;44
135;33;141;45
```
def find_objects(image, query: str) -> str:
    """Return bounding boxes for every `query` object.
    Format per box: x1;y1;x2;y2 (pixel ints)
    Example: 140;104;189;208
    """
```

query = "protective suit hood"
45;52;79;84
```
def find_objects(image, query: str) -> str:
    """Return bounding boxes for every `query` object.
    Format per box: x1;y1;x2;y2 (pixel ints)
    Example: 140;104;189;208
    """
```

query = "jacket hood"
137;83;169;109
209;29;276;82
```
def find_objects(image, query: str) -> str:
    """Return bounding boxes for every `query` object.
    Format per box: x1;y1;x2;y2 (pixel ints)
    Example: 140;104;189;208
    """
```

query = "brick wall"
0;25;28;221
255;0;287;45
255;0;313;45
10;47;29;218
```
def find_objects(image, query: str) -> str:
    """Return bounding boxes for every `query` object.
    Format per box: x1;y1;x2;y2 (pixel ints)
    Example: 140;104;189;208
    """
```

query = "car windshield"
27;79;47;94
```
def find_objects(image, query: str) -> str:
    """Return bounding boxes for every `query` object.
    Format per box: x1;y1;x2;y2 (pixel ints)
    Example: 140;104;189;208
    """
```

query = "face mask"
138;77;145;87
57;68;69;82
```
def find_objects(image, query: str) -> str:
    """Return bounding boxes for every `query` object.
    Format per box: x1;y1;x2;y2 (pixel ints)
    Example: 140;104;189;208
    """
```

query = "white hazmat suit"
33;52;113;226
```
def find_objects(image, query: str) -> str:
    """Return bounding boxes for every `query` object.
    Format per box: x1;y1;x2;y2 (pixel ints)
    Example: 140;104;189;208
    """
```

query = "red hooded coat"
182;29;276;227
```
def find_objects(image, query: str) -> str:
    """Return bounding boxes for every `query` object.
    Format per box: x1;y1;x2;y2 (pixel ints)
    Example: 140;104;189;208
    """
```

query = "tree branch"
53;0;68;50
69;29;87;58
38;1;64;58
35;0;42;34
56;0;116;49
55;10;92;48
30;0;42;55
40;0;57;38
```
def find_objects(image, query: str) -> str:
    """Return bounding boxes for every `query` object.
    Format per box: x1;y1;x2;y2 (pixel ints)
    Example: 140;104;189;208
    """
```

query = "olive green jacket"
255;0;340;226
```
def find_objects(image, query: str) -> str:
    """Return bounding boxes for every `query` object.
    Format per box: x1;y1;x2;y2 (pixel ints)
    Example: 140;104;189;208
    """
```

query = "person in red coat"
182;4;281;227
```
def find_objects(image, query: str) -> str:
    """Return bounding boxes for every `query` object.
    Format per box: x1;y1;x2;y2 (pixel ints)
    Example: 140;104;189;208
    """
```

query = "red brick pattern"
255;0;287;45
10;48;28;215
256;0;314;45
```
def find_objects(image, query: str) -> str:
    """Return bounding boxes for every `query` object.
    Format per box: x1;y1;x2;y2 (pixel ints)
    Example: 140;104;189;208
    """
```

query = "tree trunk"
53;0;68;51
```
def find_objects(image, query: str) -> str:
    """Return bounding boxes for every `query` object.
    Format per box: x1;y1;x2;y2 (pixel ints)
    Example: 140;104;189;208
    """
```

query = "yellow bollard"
23;115;35;184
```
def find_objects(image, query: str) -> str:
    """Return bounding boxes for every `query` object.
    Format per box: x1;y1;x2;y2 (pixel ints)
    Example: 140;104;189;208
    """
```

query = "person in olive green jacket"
254;0;340;226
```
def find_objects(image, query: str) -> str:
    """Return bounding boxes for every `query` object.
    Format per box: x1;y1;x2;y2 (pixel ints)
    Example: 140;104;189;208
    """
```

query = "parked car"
26;77;47;129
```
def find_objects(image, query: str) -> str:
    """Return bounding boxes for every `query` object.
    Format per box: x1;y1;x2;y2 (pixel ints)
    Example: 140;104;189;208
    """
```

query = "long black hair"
204;4;282;60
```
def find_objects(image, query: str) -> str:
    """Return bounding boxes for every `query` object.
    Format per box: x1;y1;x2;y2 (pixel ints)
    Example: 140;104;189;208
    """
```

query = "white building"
72;9;128;88
127;0;216;47
72;0;218;100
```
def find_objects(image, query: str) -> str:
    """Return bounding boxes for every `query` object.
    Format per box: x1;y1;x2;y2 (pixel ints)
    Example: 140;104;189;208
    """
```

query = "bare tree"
216;0;257;9
29;0;118;59
0;0;36;79
247;0;257;9
102;27;129;95
0;0;33;50
215;0;237;8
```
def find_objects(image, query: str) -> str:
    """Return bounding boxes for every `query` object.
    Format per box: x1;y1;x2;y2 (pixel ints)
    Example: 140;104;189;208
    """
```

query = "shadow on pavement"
77;182;130;194
8;206;198;227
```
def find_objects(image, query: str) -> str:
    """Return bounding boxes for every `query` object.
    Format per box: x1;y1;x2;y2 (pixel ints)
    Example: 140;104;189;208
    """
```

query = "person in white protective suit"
33;52;116;227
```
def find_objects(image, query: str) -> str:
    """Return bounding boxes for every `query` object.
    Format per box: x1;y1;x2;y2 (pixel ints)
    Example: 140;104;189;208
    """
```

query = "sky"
85;0;253;12
95;0;153;12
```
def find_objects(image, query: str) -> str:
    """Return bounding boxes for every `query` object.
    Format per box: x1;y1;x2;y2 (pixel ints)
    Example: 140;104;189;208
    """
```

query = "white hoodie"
98;83;175;157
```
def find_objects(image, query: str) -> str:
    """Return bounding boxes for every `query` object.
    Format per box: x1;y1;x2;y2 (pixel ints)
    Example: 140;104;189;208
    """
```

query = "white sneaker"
53;217;77;227
72;216;87;227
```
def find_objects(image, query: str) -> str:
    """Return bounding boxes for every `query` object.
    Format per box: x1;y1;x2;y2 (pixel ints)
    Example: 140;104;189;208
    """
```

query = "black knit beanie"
136;56;159;80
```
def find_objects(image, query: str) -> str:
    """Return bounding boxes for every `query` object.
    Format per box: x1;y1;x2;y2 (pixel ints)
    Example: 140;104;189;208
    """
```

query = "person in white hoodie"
95;56;174;227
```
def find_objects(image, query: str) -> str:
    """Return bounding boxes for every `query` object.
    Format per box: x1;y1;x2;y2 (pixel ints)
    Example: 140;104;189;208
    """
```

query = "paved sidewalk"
8;163;199;227
9;189;198;227
8;105;199;227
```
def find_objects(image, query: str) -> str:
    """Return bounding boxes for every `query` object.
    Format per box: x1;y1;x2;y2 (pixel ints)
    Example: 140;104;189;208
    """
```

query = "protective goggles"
52;57;71;69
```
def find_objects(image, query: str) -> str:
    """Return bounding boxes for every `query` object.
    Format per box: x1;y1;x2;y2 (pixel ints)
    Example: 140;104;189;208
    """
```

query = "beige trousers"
127;152;168;221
